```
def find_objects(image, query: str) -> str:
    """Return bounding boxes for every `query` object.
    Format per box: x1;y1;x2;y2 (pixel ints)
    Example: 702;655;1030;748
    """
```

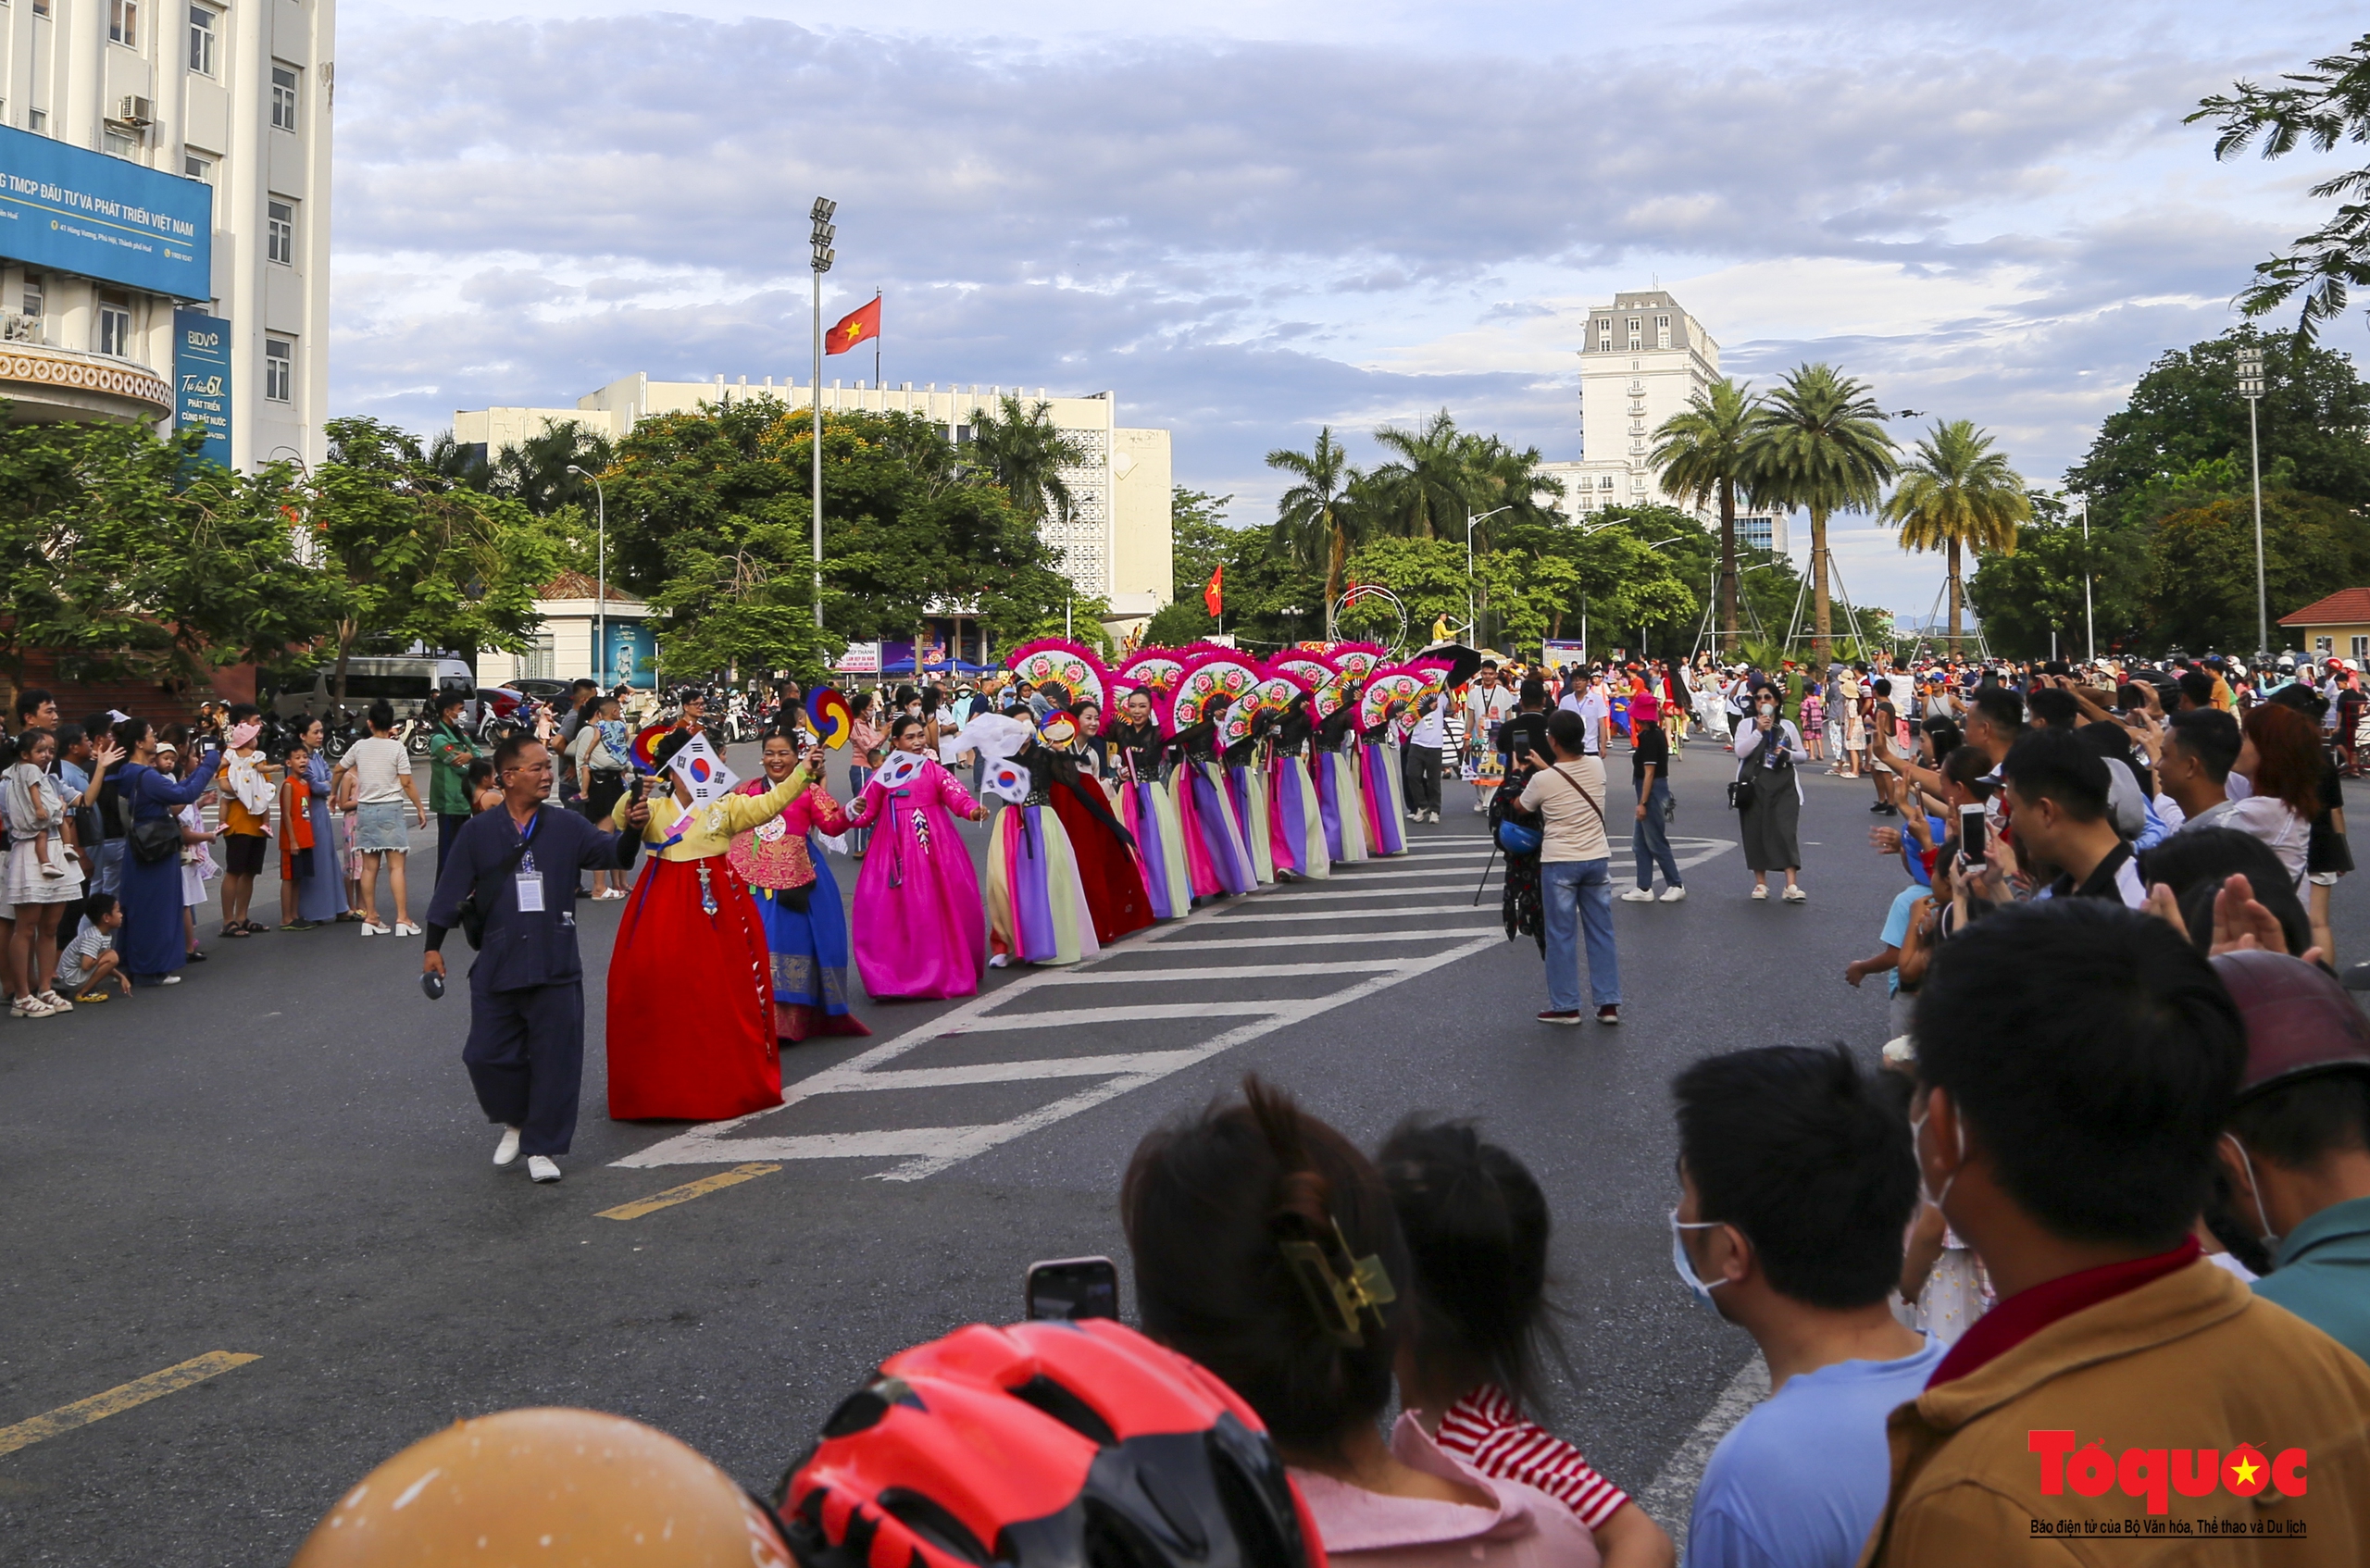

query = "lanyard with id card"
514;811;544;913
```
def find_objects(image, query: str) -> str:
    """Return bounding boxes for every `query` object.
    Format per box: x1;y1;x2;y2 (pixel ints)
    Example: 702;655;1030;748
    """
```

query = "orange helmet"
292;1407;792;1567
779;1319;1323;1568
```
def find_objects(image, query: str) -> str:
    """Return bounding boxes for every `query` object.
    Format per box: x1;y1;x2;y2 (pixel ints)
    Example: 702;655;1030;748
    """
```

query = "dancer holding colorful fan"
1108;685;1192;920
842;714;988;999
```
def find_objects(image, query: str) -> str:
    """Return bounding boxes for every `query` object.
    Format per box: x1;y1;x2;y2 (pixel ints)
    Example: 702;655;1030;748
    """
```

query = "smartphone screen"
1958;803;1989;865
1025;1256;1119;1322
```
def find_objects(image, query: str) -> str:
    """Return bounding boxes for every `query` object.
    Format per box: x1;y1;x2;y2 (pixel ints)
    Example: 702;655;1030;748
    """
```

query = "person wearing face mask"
1668;1043;1939;1568
1731;682;1809;902
1864;902;2370;1564
2210;950;2370;1363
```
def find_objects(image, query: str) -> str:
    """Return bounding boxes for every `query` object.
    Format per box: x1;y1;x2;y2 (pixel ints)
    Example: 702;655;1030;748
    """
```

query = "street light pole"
2077;494;2093;666
568;464;606;689
2238;342;2267;663
1466;505;1512;644
809;198;838;632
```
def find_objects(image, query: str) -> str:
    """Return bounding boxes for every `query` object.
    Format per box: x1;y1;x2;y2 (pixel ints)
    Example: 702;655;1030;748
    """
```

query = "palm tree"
1367;409;1477;539
967;394;1089;526
1880;419;2029;654
492;419;614;514
1743;365;1899;660
1266;428;1362;639
1651;378;1761;655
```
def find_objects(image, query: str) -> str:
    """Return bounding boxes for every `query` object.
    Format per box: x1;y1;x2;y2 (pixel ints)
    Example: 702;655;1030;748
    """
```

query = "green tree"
1367;409;1478;541
1965;493;2149;661
0;414;327;686
1743;365;1899;661
2189;34;2370;340
1651;377;1762;653
2146;488;2370;653
1880;420;2029;654
309;417;558;702
967;394;1089;527
1266;429;1362;638
491;418;616;516
604;398;1090;677
2069;330;2370;527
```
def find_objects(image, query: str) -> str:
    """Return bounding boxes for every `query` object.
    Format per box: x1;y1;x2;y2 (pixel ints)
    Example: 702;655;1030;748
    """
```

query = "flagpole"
874;288;882;389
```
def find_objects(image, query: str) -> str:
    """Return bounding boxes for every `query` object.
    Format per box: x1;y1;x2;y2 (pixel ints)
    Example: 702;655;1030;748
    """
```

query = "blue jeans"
1541;858;1620;1010
1632;778;1681;890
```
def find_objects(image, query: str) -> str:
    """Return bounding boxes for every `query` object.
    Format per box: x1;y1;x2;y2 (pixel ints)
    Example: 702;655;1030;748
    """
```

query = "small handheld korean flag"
666;729;739;804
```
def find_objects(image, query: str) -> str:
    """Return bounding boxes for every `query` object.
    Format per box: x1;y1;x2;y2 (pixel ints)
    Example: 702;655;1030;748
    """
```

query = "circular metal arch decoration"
1332;584;1408;656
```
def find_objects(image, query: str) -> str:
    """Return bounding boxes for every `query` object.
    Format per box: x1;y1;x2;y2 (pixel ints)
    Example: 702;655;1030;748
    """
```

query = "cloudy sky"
332;0;2364;616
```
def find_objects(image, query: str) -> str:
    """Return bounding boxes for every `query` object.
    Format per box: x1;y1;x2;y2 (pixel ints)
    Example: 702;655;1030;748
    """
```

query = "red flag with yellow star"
825;295;881;355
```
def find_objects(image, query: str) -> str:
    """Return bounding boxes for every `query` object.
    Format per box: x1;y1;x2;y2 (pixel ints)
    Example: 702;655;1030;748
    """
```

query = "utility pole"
809;198;837;631
2238;341;2267;664
568;465;605;688
2077;494;2093;666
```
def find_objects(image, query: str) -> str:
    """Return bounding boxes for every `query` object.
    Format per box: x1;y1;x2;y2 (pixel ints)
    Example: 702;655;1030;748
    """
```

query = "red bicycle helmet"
778;1319;1325;1568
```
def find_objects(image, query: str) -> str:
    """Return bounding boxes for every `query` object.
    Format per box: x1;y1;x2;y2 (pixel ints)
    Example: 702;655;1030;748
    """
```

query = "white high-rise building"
0;0;334;468
1536;290;1722;530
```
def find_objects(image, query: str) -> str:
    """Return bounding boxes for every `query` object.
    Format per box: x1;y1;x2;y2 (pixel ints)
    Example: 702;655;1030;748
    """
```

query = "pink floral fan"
1005;638;1111;710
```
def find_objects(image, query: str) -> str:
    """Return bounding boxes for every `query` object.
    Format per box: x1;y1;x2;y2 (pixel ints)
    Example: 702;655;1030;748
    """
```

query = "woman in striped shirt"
1382;1119;1676;1568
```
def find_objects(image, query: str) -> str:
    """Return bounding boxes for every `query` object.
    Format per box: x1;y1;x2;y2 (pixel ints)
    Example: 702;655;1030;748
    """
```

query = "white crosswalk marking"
614;829;1738;1180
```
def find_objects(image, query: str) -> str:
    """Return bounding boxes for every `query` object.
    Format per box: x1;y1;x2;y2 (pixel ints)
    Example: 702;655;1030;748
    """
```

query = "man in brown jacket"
1862;901;2370;1565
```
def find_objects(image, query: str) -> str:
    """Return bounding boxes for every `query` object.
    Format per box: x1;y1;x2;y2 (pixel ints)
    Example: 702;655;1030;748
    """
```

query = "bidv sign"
174;308;231;467
0;124;211;298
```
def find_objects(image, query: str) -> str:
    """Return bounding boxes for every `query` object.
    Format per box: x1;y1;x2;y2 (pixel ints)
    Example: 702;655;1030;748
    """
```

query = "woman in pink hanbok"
842;714;989;999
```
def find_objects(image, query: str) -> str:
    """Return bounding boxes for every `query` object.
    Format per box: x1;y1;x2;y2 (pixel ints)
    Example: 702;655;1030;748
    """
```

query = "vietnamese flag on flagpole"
1204;563;1224;617
825;294;881;355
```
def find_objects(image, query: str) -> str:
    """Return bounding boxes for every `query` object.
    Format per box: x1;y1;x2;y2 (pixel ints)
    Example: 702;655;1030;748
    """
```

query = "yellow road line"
597;1162;781;1221
0;1352;260;1458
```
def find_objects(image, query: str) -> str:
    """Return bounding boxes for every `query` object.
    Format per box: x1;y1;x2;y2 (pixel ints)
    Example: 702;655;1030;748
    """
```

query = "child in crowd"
1799;685;1825;763
277;739;319;931
465;758;502;814
218;703;275;938
53;892;128;1002
1380;1118;1675;1568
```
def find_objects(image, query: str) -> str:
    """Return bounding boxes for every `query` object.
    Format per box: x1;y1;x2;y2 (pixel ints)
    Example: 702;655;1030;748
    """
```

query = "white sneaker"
360;922;389;937
1751;885;1769;901
393;922;421;937
1619;887;1657;902
493;1126;522;1167
156;974;182;985
528;1155;562;1184
1660;886;1688;902
988;953;1011;969
1783;885;1808;902
1472;802;1489;814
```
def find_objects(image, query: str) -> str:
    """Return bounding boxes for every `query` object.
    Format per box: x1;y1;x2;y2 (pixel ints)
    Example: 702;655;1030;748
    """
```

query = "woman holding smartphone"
1732;681;1810;902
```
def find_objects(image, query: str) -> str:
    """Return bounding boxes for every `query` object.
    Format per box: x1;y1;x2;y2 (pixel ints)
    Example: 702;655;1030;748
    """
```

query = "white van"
269;655;476;724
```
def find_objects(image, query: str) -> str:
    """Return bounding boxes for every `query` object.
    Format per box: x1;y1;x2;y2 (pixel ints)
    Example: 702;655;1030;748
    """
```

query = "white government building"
455;374;1177;635
0;0;333;468
1536;289;1785;554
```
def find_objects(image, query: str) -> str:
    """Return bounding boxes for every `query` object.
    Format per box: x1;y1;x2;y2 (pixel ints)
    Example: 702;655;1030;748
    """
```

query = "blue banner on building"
605;623;656;689
173;308;231;467
0;125;212;298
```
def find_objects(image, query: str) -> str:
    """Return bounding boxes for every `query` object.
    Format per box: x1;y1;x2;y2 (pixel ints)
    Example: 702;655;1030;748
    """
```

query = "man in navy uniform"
423;732;648;1184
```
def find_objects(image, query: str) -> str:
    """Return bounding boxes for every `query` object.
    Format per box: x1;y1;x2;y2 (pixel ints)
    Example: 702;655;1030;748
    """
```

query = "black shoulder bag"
457;807;543;951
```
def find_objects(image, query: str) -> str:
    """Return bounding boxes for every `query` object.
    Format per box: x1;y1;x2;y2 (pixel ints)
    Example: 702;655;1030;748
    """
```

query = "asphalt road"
4;741;2364;1563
